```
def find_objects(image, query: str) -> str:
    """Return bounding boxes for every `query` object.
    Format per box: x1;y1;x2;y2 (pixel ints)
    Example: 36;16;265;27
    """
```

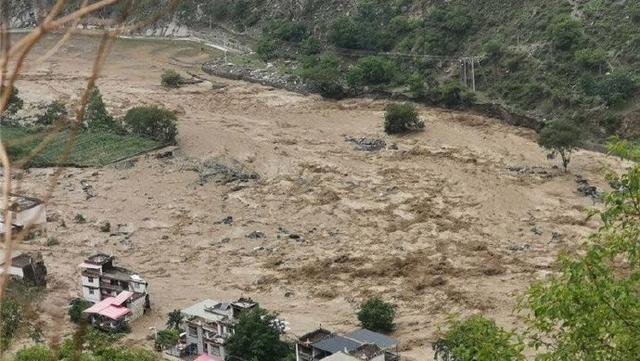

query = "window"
188;326;198;337
89;289;95;295
87;277;94;283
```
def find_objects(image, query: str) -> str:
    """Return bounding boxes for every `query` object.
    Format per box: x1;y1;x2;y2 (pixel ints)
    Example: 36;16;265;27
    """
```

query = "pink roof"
194;355;223;361
83;291;133;320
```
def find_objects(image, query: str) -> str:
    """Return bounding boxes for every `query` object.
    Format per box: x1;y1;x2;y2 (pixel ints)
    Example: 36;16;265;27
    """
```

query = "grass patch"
1;127;162;167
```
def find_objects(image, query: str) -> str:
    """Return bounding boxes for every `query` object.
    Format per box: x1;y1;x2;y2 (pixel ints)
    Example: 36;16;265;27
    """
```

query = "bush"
424;5;473;55
347;56;396;86
357;297;396;333
124;105;178;143
155;328;180;351
581;72;638;107
548;15;584;50
36;101;67;126
408;73;426;97
1;86;24;114
161;69;182;88
483;38;503;59
329;17;363;49
68;298;92;323
226;308;290;361
300;55;345;99
384;103;424;134
439;82;477;107
256;37;279;61
84;87;117;131
14;345;54;361
299;36;321;55
575;48;607;71
266;20;308;43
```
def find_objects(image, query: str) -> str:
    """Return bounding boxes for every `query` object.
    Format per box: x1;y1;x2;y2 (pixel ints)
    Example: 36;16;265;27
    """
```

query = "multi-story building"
78;253;150;325
180;297;257;359
0;194;46;236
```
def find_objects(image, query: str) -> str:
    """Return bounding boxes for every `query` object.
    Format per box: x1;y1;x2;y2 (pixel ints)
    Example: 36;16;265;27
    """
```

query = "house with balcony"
82;290;140;331
180;297;257;359
78;253;150;323
296;328;400;361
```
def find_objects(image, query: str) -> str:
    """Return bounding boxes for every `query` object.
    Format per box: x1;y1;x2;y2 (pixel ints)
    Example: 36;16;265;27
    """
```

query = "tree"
384;103;424;135
433;315;525;361
300;55;345;99
84;87;117;131
346;56;396;87
155;328;179;351
519;149;640;360
14;345;55;361
166;309;183;330
37;101;67;126
537;120;584;171
1;86;24;114
226;308;290;361
161;69;182;88
548;15;584;51
69;298;93;323
357;297;396;333
123;105;178;143
1;298;23;350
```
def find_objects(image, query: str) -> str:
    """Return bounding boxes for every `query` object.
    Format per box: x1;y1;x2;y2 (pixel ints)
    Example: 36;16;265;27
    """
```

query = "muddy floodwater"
9;34;626;360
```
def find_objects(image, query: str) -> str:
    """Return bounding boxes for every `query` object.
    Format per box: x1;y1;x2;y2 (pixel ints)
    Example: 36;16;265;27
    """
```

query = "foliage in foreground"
124;106;178;144
226;307;291;361
84;87;118;132
357;297;396;333
384;103;424;135
69;298;93;324
433;315;524;361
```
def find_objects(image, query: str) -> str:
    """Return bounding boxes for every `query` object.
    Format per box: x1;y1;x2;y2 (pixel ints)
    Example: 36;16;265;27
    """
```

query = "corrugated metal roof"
113;291;134;305
312;335;362;354
182;299;227;323
83;291;133;320
344;329;399;349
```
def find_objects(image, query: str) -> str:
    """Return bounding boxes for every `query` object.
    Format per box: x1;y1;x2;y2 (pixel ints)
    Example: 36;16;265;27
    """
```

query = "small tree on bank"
384;103;424;134
161;69;182;88
124;105;178;144
537;120;584;171
84;86;117;131
357;297;396;333
166;309;183;330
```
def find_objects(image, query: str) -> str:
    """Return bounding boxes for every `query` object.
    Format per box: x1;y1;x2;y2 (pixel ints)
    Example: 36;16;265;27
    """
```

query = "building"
180;297;257;359
0;251;47;286
82;290;144;331
296;328;400;361
0;194;46;236
78;253;150;323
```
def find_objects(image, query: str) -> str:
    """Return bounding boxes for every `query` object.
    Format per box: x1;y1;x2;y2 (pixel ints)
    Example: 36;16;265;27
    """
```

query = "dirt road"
9;34;627;360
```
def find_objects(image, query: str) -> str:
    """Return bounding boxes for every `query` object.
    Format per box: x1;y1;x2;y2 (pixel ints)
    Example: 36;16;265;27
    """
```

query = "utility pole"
471;57;476;92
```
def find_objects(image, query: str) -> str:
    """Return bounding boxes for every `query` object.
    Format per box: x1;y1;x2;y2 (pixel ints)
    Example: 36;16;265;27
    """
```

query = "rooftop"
344;329;399;350
298;328;333;345
85;253;114;266
1;194;43;213
320;352;360;361
182;299;229;323
313;335;362;354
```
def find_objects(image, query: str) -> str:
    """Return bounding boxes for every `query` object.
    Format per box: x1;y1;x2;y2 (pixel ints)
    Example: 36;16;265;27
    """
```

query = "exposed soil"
7;34;629;360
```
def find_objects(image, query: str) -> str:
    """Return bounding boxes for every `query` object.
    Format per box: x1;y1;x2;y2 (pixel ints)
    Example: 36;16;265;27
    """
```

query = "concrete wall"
13;204;46;228
128;296;147;321
82;286;102;303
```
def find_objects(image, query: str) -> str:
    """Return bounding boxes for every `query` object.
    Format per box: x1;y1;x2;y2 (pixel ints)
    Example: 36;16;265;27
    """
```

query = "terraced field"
1;127;161;167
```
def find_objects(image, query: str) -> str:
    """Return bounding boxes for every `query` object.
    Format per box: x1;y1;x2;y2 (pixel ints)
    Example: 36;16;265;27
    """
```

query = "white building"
78;253;150;322
0;194;46;235
181;298;257;358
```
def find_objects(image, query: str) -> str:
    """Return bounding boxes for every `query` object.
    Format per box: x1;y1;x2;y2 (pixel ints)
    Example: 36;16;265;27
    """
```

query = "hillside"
9;1;640;142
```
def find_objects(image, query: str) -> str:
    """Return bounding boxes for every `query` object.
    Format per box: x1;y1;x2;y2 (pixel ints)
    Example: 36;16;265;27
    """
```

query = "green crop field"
1;127;162;167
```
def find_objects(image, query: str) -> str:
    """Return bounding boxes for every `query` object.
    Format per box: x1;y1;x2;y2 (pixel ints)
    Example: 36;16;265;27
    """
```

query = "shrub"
581;72;638;107
384;103;424;134
14;346;54;361
300;55;345;99
408;72;426;97
424;5;473;55
155;328;180;351
439;82;476;107
347;56;396;86
161;69;182;88
575;48;607;71
0;298;23;349
256;36;279;61
226;308;290;361
537;119;584;171
36;100;67;126
84;87;117;131
68;298;92;323
266;20;308;43
357;297;396;333
299;36;321;55
548;15;584;50
1;86;24;114
329;17;362;49
483;38;503;59
124;105;178;143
